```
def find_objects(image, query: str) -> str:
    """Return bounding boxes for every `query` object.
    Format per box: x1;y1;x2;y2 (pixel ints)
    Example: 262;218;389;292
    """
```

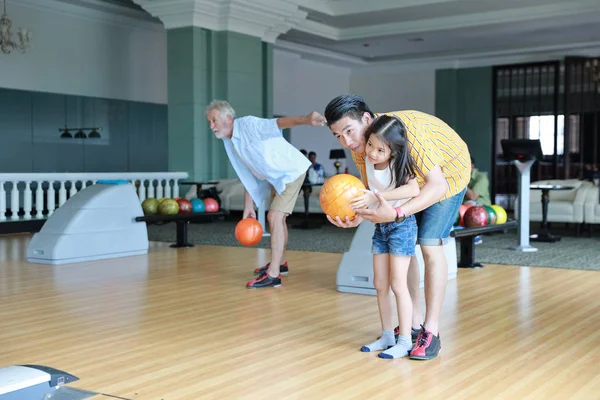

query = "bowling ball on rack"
463;206;488;228
484;205;497;224
141;198;159;215
158;199;179;215
456;204;471;226
177;198;193;214
203;198;219;212
491;205;507;224
191;198;205;213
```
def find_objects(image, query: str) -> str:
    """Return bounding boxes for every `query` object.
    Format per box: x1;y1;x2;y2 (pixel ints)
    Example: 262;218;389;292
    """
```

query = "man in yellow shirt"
324;94;470;360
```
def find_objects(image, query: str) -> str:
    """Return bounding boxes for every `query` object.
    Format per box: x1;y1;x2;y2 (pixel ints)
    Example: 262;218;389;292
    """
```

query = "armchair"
583;184;600;227
515;179;595;225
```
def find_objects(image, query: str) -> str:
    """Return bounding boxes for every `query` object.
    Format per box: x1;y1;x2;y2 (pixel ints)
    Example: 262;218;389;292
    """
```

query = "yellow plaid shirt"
352;110;470;201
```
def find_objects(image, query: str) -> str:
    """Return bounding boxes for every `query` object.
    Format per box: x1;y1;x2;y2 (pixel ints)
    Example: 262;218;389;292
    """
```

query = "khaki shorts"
269;172;306;215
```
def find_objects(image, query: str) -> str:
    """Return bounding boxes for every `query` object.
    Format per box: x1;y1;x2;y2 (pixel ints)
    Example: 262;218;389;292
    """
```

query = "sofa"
183;178;326;214
583;184;600;226
514;179;596;224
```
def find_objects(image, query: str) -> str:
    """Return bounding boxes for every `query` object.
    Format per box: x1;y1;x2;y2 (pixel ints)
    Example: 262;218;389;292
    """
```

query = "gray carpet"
146;216;358;254
147;217;600;271
469;231;600;271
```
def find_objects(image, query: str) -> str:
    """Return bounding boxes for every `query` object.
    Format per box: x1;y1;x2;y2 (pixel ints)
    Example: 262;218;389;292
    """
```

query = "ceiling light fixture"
59;127;103;139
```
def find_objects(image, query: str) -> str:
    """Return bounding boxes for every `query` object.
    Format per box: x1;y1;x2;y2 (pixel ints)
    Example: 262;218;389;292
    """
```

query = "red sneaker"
247;272;282;289
409;326;441;360
253;262;289;275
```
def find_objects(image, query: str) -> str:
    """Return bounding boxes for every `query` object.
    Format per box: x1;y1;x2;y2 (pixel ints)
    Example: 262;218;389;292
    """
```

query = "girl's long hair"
365;115;417;188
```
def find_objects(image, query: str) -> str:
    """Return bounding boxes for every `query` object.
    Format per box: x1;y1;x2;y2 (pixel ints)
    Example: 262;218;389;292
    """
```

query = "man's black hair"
324;94;375;126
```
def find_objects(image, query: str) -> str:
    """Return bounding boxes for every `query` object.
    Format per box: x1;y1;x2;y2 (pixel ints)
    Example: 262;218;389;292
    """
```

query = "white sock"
378;335;413;359
360;330;395;352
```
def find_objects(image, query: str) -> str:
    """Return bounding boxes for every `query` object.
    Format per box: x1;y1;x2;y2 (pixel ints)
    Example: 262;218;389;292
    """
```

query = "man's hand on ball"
326;215;363;228
243;208;256;219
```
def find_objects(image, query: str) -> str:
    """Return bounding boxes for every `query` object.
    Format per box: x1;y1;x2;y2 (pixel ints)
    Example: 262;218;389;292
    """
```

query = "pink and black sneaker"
409;325;441;360
247;272;282;289
253;262;289;275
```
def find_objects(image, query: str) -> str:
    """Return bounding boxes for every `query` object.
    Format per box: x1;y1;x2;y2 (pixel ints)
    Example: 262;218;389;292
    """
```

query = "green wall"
0;88;167;173
166;28;273;180
435;67;493;175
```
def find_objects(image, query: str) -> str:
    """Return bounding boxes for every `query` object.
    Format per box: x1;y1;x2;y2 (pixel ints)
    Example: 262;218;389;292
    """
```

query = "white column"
58;181;67;207
139;180;147;201
165;180;172;198
23;181;32;220
10;181;19;220
148;181;155;199
0;181;6;221
47;181;56;216
69;180;78;198
156;180;164;199
35;181;44;219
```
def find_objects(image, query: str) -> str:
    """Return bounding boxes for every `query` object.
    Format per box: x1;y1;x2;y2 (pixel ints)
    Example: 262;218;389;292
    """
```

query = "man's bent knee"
268;209;285;224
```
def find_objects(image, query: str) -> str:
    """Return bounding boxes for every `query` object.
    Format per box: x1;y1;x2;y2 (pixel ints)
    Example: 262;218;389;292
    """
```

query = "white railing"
0;172;189;221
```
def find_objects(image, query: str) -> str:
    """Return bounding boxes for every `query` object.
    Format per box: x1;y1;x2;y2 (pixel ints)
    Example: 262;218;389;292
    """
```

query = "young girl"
350;114;420;359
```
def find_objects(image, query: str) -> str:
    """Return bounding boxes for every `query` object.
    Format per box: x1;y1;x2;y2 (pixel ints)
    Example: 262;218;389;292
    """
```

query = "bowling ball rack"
136;211;225;248
450;220;517;268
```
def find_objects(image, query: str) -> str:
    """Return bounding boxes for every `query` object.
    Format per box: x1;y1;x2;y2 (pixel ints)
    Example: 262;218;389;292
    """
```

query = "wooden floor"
1;234;600;400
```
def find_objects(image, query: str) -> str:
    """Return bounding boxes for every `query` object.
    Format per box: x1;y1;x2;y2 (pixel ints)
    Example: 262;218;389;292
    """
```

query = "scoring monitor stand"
501;139;544;253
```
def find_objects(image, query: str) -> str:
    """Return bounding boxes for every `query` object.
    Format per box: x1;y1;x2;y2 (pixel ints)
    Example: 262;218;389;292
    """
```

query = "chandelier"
0;0;32;54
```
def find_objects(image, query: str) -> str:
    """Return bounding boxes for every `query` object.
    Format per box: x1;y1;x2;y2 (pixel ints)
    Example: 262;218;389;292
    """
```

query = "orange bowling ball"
235;218;263;246
319;174;366;221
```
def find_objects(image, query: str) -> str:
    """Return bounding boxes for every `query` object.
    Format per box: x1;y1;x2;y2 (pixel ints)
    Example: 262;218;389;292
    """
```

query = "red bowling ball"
463;206;488;228
203;198;219;212
457;204;471;226
176;198;193;214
